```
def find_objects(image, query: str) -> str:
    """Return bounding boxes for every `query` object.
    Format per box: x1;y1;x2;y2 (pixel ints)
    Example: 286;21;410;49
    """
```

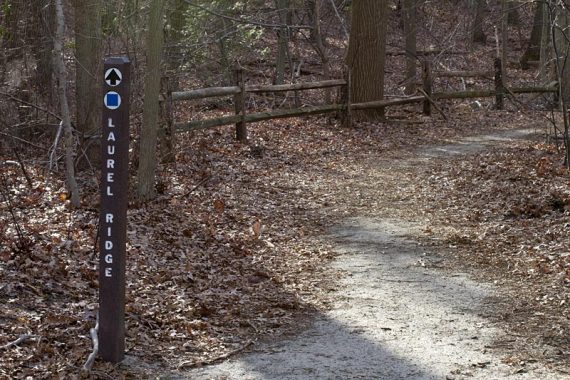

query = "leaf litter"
3;107;569;378
2;2;570;376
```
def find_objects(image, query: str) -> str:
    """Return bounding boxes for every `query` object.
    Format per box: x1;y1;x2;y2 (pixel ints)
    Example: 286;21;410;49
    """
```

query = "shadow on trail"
182;314;440;380
177;218;514;380
157;128;554;380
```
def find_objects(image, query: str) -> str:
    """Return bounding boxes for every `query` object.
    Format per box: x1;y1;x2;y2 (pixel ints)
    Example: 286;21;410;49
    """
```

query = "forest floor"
3;3;570;378
4;107;570;379
174;125;570;380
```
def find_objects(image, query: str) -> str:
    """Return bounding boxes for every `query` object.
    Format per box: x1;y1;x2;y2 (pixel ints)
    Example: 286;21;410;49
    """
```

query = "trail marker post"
99;57;130;363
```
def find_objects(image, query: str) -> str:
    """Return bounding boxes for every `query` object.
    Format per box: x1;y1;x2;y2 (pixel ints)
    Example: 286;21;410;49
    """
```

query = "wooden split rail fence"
160;59;558;144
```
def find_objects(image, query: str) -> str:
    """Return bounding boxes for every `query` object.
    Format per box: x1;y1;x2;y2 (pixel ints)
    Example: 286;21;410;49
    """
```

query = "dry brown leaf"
213;199;225;213
252;219;262;239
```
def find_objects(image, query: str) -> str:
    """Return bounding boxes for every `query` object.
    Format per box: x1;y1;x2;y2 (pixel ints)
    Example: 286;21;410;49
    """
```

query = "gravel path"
172;128;567;380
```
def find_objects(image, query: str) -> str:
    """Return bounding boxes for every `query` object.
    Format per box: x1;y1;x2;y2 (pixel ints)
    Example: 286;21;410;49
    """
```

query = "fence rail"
172;79;347;101
175;104;343;132
160;60;559;156
172;86;240;101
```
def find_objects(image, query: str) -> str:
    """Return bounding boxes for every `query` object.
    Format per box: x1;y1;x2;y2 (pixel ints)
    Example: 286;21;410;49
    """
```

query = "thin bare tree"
54;0;81;207
137;0;165;201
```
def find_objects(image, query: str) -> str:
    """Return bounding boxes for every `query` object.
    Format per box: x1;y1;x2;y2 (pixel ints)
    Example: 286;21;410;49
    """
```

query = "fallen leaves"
213;199;225;213
408;139;570;369
251;218;262;238
4;108;570;377
3;8;569;376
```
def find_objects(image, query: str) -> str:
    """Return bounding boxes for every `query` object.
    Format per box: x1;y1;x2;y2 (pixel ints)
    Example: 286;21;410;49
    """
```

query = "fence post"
422;60;432;116
341;68;352;128
159;77;175;162
494;58;504;110
234;68;247;142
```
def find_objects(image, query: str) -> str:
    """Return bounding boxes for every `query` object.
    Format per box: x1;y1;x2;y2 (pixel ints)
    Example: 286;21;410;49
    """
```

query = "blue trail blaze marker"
99;57;130;363
104;91;121;110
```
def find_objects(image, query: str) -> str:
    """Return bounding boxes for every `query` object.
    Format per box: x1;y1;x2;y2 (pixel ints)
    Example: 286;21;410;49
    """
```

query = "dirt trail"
171;128;567;380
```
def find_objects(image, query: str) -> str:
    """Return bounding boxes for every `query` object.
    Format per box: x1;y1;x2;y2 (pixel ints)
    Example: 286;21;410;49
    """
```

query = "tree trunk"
521;3;543;69
552;5;570;165
472;0;487;44
346;0;388;120
402;0;417;95
160;0;186;163
73;0;102;168
306;0;317;40
554;6;570;103
501;0;508;80
54;0;81;207
540;2;552;83
31;0;55;95
165;0;188;91
507;1;520;26
306;0;331;102
124;0;142;54
274;0;289;85
217;17;232;85
137;0;165;201
2;2;24;53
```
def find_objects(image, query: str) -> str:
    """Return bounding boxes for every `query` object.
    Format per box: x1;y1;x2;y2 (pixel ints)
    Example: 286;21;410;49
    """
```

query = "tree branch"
184;1;312;30
0;334;39;350
177;340;253;369
417;88;448;121
0;91;62;121
82;315;99;371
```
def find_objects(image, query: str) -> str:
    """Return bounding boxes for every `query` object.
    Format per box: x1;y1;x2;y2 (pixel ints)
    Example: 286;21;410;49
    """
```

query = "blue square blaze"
106;93;119;107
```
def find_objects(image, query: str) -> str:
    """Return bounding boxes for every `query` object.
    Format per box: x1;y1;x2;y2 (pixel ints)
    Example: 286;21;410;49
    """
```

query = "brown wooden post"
159;77;176;162
341;68;352;128
100;57;130;363
422;60;433;116
234;68;247;142
494;58;504;110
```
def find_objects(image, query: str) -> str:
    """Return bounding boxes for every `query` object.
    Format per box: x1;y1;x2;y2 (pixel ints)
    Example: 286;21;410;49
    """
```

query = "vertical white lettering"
106;159;115;169
107;227;112;237
107;145;115;155
105;268;112;277
106;213;114;223
107;132;116;141
105;241;113;250
107;186;113;196
107;172;114;183
105;254;113;264
108;118;116;128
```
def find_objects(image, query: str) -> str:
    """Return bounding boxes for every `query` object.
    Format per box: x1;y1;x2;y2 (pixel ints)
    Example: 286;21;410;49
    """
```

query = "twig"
89;370;115;380
417;88;449;121
0;132;48;151
503;86;525;111
182;176;211;197
329;0;349;40
76;137;98;176
10;137;33;188
494;26;501;59
91;222;100;261
49;118;64;172
82;314;99;371
247;320;259;333
184;1;311;30
0;334;39;350
0;91;62;121
177;340;253;370
0;172;26;247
